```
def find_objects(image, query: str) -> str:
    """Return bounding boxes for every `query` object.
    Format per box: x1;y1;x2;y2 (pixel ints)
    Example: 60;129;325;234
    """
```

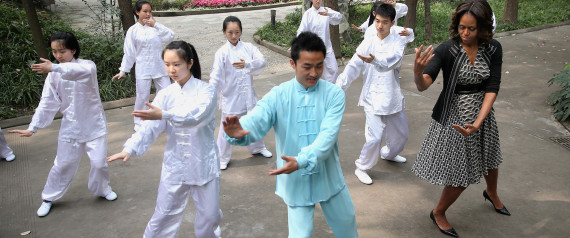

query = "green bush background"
0;2;135;120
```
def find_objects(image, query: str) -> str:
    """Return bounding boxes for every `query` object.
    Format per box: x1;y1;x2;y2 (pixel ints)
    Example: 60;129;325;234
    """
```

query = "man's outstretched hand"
222;115;249;139
268;155;299;175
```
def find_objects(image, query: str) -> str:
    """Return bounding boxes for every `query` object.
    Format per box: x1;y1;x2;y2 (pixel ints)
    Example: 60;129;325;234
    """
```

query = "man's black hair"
290;31;326;63
375;3;396;22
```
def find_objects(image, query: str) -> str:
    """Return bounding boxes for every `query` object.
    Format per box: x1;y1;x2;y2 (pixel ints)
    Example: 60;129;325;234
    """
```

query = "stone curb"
153;1;300;17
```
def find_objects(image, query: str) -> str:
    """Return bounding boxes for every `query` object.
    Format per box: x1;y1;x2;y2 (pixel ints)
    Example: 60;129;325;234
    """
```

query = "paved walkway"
1;1;569;237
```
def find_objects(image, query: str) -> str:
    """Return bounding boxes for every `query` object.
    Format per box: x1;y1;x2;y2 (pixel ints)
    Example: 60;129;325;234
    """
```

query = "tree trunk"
117;0;136;33
22;0;48;59
503;0;519;24
404;0;418;30
424;0;432;41
326;0;341;58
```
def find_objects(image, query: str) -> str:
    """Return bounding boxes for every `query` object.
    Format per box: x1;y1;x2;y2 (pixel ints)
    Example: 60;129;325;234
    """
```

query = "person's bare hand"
132;102;163;120
232;59;245;69
318;8;328;16
144;17;156;27
111;72;124;82
399;28;410;36
107;152;131;163
357;53;375;63
268;155;299;175
222;115;249;139
414;45;435;75
351;24;362;31
452;123;479;137
30;58;53;74
8;130;34;137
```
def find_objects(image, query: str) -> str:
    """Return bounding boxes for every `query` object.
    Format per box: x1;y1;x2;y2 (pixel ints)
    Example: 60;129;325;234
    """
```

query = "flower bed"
184;0;292;9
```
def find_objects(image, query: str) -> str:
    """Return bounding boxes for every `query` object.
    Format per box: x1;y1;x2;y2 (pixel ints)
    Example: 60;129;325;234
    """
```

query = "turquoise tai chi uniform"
226;78;358;237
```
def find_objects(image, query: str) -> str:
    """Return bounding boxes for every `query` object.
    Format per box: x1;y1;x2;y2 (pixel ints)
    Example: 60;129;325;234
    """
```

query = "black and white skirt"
412;91;503;187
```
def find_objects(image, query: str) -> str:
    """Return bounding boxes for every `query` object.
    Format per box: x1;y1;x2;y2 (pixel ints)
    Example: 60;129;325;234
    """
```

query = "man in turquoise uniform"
223;32;358;237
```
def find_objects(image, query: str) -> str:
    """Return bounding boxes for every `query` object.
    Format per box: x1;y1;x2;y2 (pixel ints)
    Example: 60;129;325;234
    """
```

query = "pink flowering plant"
184;0;292;9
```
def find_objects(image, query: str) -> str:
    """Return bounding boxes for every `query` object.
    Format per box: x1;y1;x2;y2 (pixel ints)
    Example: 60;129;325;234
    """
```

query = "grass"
256;0;570;57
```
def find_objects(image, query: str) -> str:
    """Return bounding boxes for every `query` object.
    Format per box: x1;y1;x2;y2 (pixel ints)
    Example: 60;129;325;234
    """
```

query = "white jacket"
297;6;343;54
119;22;175;79
123;77;220;185
209;41;266;114
336;28;407;115
28;58;106;142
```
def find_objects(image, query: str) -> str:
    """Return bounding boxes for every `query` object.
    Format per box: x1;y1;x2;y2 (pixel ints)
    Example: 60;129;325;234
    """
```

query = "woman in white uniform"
10;32;117;217
209;16;273;170
108;41;222;238
296;0;343;83
112;0;174;131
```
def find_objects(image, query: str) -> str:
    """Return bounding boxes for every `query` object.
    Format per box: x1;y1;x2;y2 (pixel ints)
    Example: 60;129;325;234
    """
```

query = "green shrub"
547;63;570;121
255;7;301;47
0;2;135;120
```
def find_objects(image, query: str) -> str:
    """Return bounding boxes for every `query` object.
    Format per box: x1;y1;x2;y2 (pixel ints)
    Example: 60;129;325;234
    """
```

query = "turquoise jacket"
226;78;347;206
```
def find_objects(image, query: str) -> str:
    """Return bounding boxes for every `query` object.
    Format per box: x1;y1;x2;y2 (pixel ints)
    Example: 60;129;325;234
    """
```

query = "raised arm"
154;21;175;43
336;51;365;91
325;8;343;25
224;88;277;146
243;44;267;76
162;85;217;128
413;45;436;91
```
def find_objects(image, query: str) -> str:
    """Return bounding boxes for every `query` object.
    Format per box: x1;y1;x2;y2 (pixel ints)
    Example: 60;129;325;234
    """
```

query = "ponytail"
163;40;201;79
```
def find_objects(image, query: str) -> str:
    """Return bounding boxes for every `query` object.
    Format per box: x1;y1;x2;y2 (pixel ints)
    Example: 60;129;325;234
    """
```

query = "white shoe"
382;155;407;163
354;169;373;185
220;162;228;170
37;201;52;217
214;225;222;238
104;191;118;201
5;153;15;162
256;149;273;158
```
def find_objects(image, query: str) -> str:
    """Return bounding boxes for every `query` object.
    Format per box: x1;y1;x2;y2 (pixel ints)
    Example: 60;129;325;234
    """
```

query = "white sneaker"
214;225;222;238
382;155;407;163
104;191;118;201
256;149;273;158
354;169;373;185
220;162;228;170
37;201;52;217
5;153;15;162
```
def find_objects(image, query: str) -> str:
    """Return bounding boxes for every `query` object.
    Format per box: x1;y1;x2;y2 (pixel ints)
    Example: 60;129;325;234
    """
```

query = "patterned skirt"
412;91;503;187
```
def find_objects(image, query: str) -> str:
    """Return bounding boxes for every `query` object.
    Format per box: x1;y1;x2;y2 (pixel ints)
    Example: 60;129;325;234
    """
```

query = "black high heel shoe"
483;190;511;216
430;211;459;237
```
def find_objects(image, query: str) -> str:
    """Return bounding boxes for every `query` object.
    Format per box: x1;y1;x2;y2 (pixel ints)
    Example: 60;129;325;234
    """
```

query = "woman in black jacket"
412;0;509;237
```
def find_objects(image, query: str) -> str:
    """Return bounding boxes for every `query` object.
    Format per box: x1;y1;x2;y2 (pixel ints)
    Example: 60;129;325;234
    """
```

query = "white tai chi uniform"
119;22;174;130
122;77;221;238
297;6;342;83
0;127;14;159
209;41;269;164
336;27;409;171
27;58;112;202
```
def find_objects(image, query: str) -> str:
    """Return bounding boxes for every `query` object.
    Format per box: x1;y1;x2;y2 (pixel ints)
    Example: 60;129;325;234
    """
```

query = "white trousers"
0;127;14;158
144;177;222;238
135;76;171;130
42;135;111;202
355;109;409;171
217;112;267;164
0;127;14;159
322;50;338;84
